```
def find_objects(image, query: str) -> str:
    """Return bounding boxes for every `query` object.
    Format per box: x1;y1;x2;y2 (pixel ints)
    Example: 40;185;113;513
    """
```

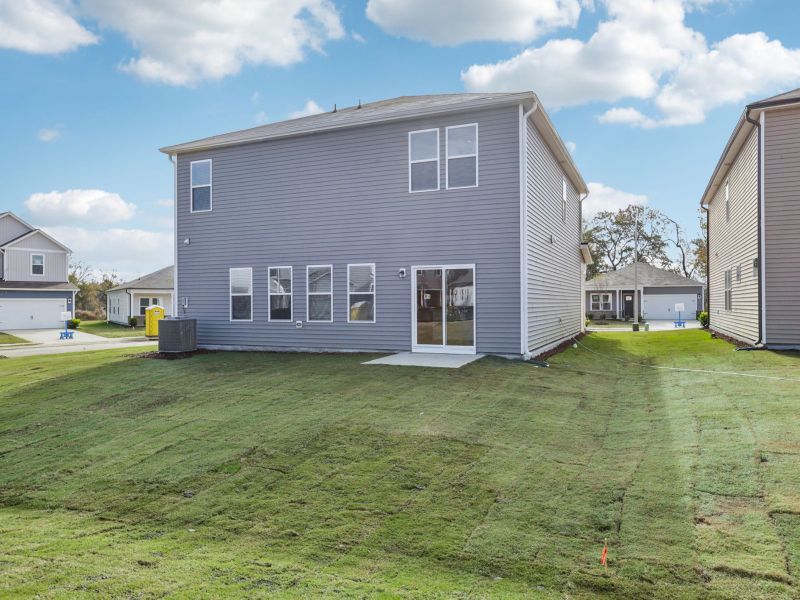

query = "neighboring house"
160;92;591;357
700;88;800;348
0;211;77;329
107;266;174;325
586;262;705;321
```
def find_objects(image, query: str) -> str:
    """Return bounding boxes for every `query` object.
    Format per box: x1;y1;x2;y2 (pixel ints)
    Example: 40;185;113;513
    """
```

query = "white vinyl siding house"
106;266;175;325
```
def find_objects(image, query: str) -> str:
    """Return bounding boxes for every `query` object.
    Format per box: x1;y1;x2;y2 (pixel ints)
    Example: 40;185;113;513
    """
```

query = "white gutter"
169;154;178;316
759;110;767;345
519;101;539;357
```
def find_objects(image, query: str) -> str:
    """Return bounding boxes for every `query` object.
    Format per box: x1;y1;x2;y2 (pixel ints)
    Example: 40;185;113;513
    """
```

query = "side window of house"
139;297;150;316
725;179;730;221
591;293;611;311
31;254;44;276
446;124;478;189
269;266;292;321
348;264;375;323
409;129;439;192
562;178;568;223
230;267;253;321
307;265;333;322
724;269;732;311
191;159;212;212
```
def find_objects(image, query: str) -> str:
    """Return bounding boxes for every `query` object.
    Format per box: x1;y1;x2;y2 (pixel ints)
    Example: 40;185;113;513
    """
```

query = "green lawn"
0;331;798;598
79;319;145;338
0;332;29;345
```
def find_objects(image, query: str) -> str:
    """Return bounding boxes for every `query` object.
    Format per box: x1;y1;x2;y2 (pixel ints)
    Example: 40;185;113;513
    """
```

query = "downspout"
127;289;133;324
519;101;539;357
168;154;178;317
702;205;710;328
744;108;764;347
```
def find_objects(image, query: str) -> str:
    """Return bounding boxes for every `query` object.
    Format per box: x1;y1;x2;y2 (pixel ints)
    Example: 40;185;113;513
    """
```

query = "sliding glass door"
413;265;475;354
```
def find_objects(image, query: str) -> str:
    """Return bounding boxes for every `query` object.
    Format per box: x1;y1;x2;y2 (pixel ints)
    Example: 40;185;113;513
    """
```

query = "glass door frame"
411;264;476;355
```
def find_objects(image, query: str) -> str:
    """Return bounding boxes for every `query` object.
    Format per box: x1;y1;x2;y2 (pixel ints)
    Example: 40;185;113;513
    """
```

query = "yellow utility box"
145;305;165;337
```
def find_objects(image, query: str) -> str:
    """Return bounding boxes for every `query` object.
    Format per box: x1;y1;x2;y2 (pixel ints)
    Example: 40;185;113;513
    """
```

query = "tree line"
583;205;707;281
69;262;123;320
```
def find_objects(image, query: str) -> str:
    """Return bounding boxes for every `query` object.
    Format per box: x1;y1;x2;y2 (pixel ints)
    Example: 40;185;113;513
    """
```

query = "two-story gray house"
700;88;800;349
0;211;77;329
160;93;590;358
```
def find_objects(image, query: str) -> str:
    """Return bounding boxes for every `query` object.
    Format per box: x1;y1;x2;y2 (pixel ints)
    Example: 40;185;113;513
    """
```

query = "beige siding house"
701;88;800;348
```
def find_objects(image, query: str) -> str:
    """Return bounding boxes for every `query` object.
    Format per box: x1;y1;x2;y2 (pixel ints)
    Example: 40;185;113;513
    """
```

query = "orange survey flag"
600;539;608;572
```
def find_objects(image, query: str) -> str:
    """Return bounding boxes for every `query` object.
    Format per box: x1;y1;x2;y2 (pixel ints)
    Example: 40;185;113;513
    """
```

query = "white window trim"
268;266;293;322
306;264;333;323
30;253;45;276
590;293;612;311
190;159;213;213
229;267;253;322
347;263;376;324
725;178;730;221
445;123;479;190
562;178;568;223
408;128;440;193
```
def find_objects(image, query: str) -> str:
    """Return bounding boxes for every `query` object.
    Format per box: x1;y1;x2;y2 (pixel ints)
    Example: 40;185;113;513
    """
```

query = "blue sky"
1;0;799;279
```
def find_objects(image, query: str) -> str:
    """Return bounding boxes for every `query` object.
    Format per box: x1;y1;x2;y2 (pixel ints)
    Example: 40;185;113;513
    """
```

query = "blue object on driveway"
60;320;74;340
674;310;686;328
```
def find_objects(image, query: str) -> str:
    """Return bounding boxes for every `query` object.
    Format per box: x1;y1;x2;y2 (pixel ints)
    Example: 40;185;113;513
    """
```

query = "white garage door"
0;298;67;330
642;294;698;320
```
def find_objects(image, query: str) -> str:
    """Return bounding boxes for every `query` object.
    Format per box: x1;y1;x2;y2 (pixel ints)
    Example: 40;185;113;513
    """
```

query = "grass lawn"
0;331;798;598
79;319;146;338
0;332;29;345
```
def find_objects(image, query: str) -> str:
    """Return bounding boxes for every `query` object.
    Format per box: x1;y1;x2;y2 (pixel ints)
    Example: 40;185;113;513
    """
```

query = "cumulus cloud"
42;225;172;280
463;0;800;127
366;0;581;45
565;140;577;154
0;0;97;54
79;0;345;85
289;100;325;119
584;182;648;218
37;127;61;142
25;189;137;224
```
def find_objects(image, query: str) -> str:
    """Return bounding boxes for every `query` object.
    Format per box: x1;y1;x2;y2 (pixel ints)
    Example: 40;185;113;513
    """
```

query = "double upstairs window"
409;124;479;192
191;159;212;213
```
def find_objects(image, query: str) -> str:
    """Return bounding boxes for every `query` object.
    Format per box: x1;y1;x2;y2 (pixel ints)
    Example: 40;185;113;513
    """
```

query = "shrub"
585;318;591;327
128;317;138;328
67;318;80;329
698;311;709;328
586;313;594;321
76;309;104;321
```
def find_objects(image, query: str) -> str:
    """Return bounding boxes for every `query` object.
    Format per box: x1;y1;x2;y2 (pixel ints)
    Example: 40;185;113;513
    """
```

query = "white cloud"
37;127;61;142
25;189;137;224
584;182;648;218
289;100;325;119
78;0;345;85
43;225;172;280
352;31;366;44
463;0;800;127
0;0;97;54
565;140;577;154
156;198;173;208
254;111;269;124
366;0;581;45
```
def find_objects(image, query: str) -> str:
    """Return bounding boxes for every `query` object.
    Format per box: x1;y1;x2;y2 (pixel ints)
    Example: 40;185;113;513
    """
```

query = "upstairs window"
191;159;212;212
269;266;292;321
307;265;333;322
409;129;439;192
230;267;253;321
348;263;375;323
31;254;44;276
725;179;730;221
446;124;478;189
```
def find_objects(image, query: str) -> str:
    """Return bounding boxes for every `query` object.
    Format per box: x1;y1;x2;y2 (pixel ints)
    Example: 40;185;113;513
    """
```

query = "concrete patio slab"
363;352;484;369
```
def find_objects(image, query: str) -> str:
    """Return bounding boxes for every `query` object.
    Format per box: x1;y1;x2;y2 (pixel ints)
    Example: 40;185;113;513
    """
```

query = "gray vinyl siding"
708;127;760;344
764;107;800;345
4;248;68;282
0;215;29;246
525;117;582;353
175;105;522;354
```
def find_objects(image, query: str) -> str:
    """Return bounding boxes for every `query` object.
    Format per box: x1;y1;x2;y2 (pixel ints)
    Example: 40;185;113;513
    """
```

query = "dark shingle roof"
0;281;78;291
586;262;704;290
109;266;174;292
751;87;800;107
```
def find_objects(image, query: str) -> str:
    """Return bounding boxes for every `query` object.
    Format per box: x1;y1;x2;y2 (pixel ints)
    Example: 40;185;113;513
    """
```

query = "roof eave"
159;92;536;155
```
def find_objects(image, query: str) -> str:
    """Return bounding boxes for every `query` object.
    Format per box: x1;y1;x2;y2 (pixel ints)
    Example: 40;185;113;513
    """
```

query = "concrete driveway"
0;329;155;358
587;319;702;332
